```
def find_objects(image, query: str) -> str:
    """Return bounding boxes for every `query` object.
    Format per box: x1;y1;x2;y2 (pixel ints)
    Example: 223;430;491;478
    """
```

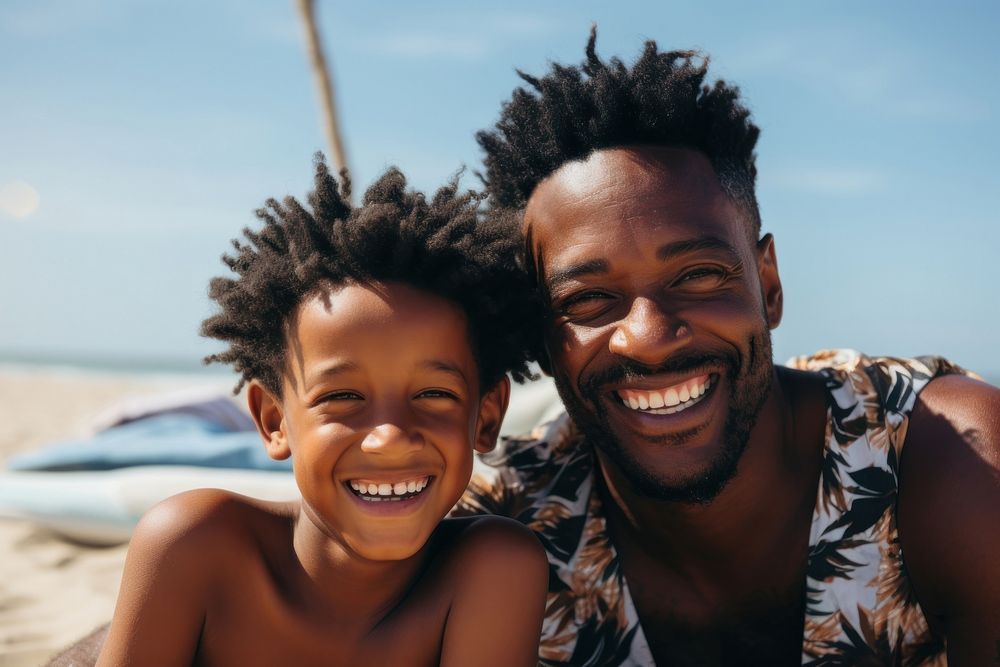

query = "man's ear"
756;233;783;329
247;380;291;461
474;375;511;454
536;348;553;376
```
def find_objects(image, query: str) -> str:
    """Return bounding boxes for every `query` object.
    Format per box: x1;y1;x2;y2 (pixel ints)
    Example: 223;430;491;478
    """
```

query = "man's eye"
677;267;726;285
557;290;613;309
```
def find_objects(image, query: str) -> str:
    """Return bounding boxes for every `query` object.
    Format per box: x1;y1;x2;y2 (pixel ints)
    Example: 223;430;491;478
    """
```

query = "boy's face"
250;281;508;562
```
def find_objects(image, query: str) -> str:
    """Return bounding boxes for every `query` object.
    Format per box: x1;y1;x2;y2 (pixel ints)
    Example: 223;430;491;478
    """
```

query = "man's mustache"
580;350;738;398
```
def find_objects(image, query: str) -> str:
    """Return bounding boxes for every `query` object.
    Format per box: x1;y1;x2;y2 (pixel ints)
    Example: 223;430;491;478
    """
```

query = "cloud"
727;28;989;123
367;34;490;59
0;0;119;37
355;10;554;60
0;180;40;219
762;166;887;196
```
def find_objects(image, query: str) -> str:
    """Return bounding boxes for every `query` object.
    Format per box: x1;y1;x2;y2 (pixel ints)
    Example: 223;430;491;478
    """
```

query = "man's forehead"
524;147;741;264
534;144;716;194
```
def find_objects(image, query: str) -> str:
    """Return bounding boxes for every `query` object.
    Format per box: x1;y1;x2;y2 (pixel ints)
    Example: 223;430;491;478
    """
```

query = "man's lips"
616;373;714;415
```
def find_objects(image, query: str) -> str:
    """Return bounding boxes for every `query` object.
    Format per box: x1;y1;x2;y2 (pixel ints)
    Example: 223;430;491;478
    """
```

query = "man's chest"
629;579;806;666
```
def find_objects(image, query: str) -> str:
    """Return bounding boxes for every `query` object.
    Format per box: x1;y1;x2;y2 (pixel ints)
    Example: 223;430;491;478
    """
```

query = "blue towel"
8;413;292;472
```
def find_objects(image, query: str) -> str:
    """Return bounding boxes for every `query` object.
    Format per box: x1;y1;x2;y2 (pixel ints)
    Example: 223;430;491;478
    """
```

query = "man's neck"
596;366;827;588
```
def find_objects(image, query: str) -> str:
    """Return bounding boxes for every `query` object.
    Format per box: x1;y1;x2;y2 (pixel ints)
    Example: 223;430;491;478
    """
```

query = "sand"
0;367;232;667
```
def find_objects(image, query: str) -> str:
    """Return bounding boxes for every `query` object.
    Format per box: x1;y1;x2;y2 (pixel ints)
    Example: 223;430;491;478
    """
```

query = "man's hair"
201;154;541;396
477;27;762;237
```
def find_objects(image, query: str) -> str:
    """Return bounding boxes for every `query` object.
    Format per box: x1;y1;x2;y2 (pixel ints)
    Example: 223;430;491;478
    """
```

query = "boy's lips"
342;475;436;515
346;475;432;500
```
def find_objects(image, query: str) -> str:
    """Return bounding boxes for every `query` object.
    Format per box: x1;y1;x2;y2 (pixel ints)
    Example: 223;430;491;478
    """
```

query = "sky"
1;0;998;378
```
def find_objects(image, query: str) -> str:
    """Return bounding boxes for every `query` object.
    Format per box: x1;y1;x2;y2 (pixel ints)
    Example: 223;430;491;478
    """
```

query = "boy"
96;157;548;666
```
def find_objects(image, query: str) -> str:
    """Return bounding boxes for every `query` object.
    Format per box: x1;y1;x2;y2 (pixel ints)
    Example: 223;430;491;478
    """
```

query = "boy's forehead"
282;282;480;390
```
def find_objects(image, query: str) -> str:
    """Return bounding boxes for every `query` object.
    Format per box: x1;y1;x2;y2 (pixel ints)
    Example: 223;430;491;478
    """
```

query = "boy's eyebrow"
304;361;359;387
420;360;470;386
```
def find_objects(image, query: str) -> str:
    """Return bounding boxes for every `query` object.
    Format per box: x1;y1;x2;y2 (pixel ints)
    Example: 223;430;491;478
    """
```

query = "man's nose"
360;420;424;456
608;296;691;365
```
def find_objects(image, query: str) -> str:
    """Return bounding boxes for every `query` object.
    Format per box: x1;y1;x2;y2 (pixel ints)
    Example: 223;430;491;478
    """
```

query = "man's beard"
554;329;774;504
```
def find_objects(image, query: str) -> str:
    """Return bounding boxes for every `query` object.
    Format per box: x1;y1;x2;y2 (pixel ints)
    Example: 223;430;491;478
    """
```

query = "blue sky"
1;1;998;377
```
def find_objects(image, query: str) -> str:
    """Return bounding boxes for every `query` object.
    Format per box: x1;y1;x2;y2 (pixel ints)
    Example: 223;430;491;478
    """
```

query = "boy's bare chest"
193;558;452;666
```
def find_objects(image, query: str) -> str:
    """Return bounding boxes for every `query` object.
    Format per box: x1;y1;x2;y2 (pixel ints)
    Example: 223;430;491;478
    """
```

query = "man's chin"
594;431;744;504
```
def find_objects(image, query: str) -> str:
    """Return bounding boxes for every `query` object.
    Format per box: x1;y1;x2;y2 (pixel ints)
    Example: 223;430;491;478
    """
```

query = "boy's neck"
289;503;434;630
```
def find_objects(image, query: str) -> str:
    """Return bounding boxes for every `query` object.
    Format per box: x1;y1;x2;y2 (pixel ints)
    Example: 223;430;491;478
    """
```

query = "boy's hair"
201;155;541;396
477;27;762;238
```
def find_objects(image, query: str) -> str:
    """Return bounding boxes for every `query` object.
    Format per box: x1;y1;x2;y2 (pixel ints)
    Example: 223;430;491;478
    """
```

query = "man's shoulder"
785;348;977;415
896;370;1000;646
455;412;596;519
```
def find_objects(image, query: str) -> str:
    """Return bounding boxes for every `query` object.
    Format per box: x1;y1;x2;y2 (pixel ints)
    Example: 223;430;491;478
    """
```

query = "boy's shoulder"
425;517;548;665
432;515;546;582
130;489;296;575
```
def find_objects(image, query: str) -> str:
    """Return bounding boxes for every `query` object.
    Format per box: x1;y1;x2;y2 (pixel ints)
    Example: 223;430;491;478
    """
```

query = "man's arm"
96;491;223;667
899;374;1000;666
439;516;548;667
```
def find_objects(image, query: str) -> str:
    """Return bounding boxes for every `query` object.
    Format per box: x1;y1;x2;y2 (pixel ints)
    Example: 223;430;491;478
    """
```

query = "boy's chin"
345;532;433;563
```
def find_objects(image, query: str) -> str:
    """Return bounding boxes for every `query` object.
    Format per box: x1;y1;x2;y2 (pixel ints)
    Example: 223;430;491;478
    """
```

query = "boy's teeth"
617;375;712;415
349;476;430;500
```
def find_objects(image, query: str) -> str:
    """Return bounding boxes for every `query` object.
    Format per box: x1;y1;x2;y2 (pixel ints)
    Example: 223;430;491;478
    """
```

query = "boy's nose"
360;422;424;456
608;296;691;366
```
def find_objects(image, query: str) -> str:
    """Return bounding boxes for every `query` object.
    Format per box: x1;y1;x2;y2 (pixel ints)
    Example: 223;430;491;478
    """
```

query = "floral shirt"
453;350;973;666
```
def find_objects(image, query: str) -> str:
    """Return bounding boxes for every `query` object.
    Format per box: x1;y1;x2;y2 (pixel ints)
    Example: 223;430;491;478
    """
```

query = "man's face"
525;146;783;503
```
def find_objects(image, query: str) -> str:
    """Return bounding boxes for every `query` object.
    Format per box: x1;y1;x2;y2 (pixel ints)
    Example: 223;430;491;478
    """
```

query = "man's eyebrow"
656;236;741;262
544;237;740;290
546;259;610;291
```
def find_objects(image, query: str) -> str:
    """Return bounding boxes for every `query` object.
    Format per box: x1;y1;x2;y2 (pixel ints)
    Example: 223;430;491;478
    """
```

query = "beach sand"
0;368;232;667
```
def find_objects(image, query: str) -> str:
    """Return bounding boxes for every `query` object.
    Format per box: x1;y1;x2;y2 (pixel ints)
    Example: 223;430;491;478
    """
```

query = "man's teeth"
349;477;430;502
618;375;712;415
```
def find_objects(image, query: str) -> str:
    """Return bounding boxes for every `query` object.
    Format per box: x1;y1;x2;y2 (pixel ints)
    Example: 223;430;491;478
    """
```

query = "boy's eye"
416;388;459;401
322;390;364;401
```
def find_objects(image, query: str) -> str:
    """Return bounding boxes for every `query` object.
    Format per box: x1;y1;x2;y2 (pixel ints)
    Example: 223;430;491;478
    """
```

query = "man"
454;29;1000;666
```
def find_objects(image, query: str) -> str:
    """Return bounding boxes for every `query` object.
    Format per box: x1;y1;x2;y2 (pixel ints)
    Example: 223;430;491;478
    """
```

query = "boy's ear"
247;380;291;461
474;375;511;454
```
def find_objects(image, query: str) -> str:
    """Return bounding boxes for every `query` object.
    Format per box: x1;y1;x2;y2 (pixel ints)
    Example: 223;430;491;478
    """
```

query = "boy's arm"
899;375;1000;666
440;516;548;667
96;491;222;667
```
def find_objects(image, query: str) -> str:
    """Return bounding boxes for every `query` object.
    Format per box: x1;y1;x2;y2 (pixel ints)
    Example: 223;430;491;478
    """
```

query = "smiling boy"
95;158;547;667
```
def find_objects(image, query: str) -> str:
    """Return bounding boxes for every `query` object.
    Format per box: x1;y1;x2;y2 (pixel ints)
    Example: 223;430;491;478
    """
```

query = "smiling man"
454;30;1000;666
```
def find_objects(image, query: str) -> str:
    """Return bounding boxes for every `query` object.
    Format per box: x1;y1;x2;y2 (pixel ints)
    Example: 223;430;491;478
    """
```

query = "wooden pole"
294;0;351;198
